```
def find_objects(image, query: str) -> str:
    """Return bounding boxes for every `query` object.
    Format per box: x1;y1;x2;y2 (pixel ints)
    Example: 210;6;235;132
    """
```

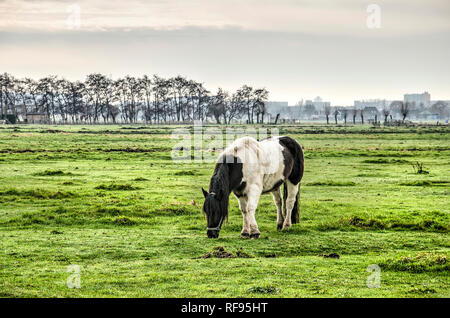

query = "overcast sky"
0;0;449;105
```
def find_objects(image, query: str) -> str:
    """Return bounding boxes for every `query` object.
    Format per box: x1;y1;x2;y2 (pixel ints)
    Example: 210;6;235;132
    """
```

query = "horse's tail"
279;136;304;225
283;182;300;224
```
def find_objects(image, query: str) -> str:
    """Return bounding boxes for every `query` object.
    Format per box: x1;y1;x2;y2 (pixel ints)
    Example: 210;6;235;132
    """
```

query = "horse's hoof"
250;233;260;239
277;224;283;230
240;232;250;238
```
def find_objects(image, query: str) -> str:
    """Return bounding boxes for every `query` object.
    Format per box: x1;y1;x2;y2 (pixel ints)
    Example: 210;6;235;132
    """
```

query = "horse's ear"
202;188;208;198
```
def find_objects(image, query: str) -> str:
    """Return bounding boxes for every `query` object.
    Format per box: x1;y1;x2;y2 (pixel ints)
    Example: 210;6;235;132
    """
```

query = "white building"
404;92;430;108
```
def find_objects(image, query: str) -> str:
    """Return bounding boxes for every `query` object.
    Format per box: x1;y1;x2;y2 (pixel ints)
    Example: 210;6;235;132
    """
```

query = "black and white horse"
202;136;304;238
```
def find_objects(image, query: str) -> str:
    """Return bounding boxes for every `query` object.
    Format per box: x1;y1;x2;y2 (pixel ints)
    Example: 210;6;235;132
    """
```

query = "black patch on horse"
278;136;304;185
233;181;247;197
262;179;284;194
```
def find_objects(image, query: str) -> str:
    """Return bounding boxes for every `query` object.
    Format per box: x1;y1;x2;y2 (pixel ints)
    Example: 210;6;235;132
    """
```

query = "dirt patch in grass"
99;147;155;153
95;183;141;191
40;129;63;134
380;253;448;273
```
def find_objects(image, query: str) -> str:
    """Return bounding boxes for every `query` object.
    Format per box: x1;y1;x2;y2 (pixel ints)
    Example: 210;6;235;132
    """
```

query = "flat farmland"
0;124;448;297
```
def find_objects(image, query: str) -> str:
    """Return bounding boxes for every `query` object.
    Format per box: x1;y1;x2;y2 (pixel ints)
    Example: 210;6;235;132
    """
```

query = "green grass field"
0;124;448;298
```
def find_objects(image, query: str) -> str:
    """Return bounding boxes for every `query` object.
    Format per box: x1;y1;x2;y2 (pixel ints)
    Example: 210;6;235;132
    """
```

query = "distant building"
404;92;430;108
305;96;330;114
26;113;49;124
265;101;289;115
354;99;389;111
265;101;301;120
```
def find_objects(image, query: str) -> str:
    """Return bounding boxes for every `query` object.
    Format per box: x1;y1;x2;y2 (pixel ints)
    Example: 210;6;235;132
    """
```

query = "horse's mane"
208;160;231;220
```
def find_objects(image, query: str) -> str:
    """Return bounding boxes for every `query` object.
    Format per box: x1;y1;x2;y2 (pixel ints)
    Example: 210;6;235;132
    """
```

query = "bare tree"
342;108;348;125
400;102;411;122
352;108;358;124
253;88;269;124
333;109;339;124
208;88;226;124
324;105;331;124
390;101;410;122
382;107;390;124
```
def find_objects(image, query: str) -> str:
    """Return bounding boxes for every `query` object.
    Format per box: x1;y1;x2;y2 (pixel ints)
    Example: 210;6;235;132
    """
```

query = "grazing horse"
202;136;304;238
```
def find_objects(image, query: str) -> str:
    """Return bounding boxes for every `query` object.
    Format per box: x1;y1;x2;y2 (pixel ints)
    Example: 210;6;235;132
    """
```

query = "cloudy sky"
0;0;449;105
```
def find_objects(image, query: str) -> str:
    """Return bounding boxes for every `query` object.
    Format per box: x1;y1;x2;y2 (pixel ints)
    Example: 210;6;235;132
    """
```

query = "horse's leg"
246;185;262;238
272;187;284;230
238;196;250;237
282;180;299;230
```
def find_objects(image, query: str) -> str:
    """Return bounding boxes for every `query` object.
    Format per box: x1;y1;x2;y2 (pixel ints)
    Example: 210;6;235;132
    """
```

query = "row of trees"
323;102;412;125
0;73;269;124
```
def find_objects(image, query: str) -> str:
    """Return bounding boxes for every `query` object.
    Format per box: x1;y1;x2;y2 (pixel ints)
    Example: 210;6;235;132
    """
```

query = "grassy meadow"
0;124;449;297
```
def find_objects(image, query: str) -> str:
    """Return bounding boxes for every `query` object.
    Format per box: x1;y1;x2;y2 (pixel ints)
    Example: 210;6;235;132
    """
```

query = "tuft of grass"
362;158;410;164
400;180;449;187
0;188;75;199
247;285;280;294
95;183;141;191
307;181;356;186
317;216;448;232
235;248;254;258
408;286;437;294
112;216;136;226
199;246;253;259
380;253;448;273
133;177;149;181
200;246;235;259
33;170;74;176
411;161;429;174
348;216;386;229
174;170;199;176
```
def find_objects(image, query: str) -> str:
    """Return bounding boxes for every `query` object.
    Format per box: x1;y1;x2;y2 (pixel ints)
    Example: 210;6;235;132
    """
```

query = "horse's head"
202;188;226;238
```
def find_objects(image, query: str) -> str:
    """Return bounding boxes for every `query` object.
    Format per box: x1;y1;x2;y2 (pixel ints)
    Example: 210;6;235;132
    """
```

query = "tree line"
0;73;269;124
